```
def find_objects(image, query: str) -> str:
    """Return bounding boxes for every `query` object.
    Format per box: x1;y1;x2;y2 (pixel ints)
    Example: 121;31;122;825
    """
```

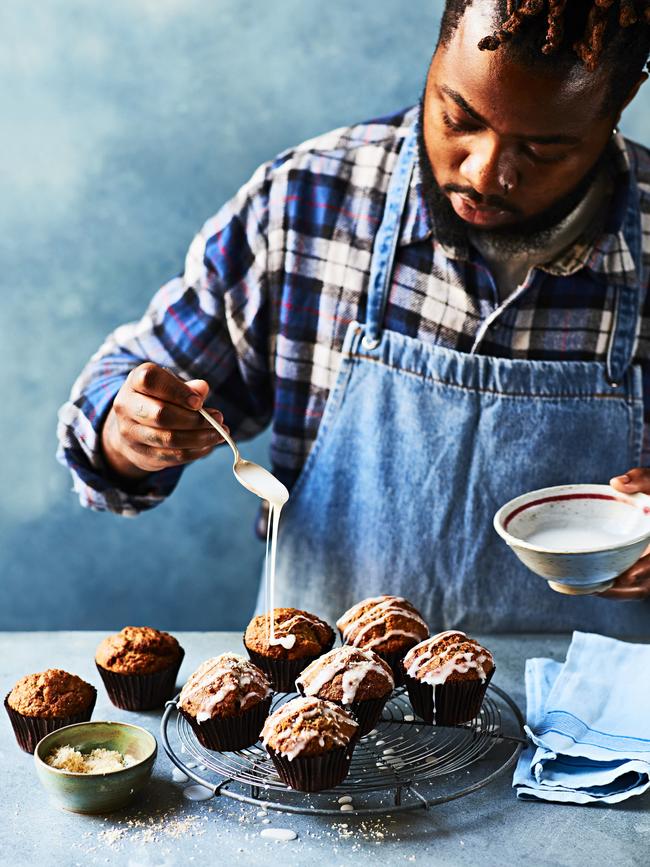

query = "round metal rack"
161;684;526;816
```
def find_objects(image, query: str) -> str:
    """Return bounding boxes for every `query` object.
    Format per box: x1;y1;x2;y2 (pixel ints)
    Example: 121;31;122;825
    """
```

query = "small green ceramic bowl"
34;721;157;814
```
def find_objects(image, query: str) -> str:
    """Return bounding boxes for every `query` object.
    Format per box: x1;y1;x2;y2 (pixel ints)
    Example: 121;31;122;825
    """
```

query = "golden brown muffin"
7;669;95;719
336;596;429;655
178;653;271;721
261;696;358;759
95;626;182;675
402;631;494;685
296;646;394;704
177;653;272;751
244;608;334;661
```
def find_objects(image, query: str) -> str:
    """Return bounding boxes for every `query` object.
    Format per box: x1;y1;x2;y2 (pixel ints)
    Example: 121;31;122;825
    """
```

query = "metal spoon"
198;407;289;504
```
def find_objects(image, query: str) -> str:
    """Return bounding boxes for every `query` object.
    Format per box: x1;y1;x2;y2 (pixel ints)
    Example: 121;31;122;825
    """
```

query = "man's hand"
101;363;228;481
598;469;650;600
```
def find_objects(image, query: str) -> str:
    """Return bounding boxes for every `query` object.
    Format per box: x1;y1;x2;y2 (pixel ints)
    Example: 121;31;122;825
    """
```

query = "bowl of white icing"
493;484;650;595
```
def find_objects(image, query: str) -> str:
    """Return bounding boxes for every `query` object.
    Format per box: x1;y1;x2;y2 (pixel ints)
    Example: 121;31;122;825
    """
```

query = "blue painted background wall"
1;1;648;630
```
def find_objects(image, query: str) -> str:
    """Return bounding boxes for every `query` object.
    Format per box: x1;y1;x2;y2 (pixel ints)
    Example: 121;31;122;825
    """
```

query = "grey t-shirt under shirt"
469;170;611;300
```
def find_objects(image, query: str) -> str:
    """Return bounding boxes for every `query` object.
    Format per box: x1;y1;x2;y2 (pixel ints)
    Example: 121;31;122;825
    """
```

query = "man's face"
423;6;617;232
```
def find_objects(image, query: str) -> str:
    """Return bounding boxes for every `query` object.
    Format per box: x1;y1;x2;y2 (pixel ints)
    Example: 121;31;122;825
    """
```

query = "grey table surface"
1;631;648;867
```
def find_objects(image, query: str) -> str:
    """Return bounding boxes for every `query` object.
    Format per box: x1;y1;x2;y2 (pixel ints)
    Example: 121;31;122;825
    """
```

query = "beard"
415;98;610;256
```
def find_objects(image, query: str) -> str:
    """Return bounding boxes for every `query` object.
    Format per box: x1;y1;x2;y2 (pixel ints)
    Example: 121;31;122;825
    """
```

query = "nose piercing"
498;164;515;195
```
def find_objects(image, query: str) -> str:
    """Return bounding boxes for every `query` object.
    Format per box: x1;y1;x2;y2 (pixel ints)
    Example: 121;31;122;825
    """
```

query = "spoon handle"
198;407;240;462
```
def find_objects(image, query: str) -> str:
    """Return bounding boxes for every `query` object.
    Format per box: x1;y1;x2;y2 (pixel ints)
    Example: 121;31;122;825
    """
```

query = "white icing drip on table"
182;784;213;801
259;828;298;841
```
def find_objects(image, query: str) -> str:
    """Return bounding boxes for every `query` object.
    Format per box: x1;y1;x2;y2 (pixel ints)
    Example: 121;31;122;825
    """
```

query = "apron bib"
265;124;648;635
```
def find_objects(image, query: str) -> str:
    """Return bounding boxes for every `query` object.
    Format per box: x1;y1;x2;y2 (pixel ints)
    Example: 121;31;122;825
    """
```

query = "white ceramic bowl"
493;484;650;595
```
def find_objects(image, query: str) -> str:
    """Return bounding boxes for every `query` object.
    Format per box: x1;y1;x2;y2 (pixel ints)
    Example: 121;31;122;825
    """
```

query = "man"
58;1;650;632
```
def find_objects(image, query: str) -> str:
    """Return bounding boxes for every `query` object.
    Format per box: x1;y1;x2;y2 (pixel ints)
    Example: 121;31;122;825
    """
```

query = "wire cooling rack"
160;684;526;816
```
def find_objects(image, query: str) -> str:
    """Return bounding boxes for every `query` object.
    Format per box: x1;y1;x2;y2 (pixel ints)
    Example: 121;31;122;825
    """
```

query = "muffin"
402;631;495;726
261;696;358;792
336;596;429;684
178;653;272;751
296;645;394;736
244;608;335;691
5;669;96;753
95;626;184;711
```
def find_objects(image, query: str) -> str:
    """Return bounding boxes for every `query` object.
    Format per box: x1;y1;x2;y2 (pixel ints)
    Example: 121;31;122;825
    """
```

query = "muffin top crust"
336;596;428;654
7;669;95;719
95;626;182;675
296;646;394;704
178;653;271;721
261;696;358;760
245;608;334;660
403;631;495;686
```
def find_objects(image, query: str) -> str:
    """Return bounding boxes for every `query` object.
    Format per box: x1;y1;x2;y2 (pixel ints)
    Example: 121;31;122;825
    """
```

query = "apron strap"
606;151;643;387
362;126;417;349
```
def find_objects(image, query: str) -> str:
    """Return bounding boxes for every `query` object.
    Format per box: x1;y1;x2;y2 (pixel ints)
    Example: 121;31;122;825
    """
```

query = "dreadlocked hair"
438;1;650;113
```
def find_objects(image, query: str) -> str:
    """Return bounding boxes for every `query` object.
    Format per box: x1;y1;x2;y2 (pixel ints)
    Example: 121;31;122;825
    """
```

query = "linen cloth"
514;631;650;804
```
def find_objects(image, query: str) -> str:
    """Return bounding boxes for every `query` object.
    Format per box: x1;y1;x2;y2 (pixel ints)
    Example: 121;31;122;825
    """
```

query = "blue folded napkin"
513;631;650;804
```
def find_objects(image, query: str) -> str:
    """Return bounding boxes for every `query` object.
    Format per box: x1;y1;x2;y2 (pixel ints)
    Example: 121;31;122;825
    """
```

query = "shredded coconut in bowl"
45;744;137;774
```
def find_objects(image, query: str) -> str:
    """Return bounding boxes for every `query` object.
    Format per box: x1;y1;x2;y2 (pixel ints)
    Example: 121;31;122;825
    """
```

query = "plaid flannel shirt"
57;105;650;515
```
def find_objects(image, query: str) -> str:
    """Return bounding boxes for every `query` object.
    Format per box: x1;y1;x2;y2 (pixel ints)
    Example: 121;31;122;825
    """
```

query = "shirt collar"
541;132;636;280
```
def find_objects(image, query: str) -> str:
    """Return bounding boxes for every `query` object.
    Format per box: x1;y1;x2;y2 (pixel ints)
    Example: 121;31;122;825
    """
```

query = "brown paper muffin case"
4;689;97;754
402;667;494;726
179;695;272;752
266;742;355;792
96;649;184;711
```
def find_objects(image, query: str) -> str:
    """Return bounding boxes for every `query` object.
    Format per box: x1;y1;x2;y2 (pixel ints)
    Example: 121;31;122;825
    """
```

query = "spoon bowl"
234;459;289;504
198;408;289;504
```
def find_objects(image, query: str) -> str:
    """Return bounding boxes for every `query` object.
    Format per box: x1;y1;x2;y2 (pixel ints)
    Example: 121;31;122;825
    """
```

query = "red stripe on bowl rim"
503;492;650;530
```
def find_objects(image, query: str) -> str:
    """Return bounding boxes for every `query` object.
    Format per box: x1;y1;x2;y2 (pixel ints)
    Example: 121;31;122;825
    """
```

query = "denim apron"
267;125;648;635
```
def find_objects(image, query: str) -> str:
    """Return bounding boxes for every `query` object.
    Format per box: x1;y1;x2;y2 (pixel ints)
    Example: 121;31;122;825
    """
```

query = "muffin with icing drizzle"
244;608;335;691
402;631;495;726
296;646;394;736
95;626;184;711
336;595;429;684
261;696;358;791
178;653;272;751
5;669;97;753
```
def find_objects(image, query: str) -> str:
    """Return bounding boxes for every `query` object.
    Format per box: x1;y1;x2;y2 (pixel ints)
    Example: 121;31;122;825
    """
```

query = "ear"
614;72;648;125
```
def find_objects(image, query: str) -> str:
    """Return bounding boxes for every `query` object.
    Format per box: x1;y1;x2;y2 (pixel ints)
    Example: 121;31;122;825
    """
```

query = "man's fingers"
125;441;218;469
117;391;224;431
129;423;225;450
598;580;650;600
597;552;650;600
128;363;208;410
104;365;229;475
603;469;650;598
610;467;650;494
